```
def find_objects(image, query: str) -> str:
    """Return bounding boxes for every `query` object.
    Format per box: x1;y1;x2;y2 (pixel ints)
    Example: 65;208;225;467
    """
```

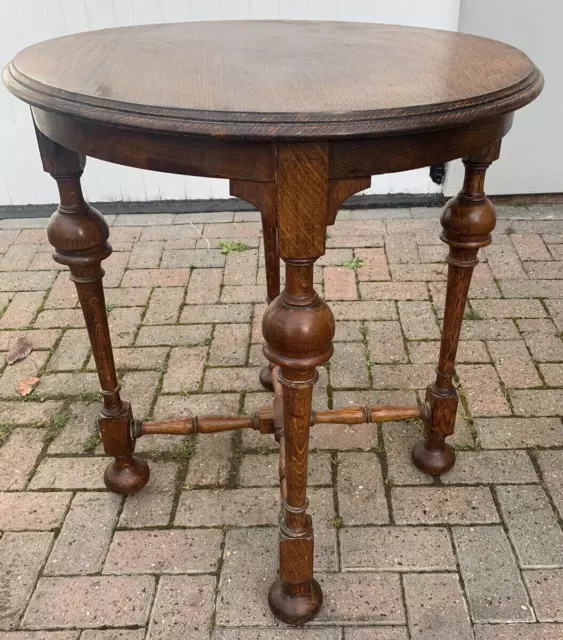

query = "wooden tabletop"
4;20;543;139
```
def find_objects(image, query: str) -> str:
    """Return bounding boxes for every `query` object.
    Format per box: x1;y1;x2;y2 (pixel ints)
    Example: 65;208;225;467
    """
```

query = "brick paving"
0;205;562;637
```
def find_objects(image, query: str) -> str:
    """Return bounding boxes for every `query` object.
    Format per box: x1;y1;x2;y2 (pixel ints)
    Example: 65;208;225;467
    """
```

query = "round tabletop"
3;20;542;140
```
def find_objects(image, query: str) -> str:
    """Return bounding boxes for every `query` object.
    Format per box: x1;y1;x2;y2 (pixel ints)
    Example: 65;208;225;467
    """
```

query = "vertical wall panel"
83;0;115;30
14;0;51;43
341;0;371;22
112;0;134;26
220;0;251;20
58;0;89;33
41;0;68;37
249;0;279;20
160;0;192;22
129;0;163;23
0;0;460;205
309;0;338;21
190;0;221;21
279;0;309;20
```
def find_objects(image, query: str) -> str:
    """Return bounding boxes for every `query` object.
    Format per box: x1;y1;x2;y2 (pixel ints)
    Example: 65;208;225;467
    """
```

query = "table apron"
329;113;513;178
33;107;512;183
32;107;277;182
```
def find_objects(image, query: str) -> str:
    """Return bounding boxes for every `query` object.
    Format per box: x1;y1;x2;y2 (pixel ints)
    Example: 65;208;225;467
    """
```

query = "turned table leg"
36;128;149;494
413;143;500;476
262;143;335;625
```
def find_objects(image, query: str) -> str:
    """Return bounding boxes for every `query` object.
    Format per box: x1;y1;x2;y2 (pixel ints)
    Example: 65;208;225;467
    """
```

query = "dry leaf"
5;336;33;365
16;377;40;397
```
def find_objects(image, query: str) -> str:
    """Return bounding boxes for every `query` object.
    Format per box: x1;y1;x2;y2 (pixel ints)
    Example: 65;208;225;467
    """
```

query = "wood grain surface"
4;20;543;139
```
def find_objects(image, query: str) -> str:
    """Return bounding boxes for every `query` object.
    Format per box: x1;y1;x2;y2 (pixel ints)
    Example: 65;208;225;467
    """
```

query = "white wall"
445;0;562;196
0;0;461;206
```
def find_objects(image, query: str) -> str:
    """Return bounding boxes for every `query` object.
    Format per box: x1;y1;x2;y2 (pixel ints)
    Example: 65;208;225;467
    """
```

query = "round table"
3;20;542;626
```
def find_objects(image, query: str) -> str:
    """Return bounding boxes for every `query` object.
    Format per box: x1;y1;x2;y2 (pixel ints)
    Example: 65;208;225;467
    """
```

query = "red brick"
108;227;143;243
0;271;56;292
484;244;528;279
457;364;511;416
317;248;353;266
0;244;38;271
128;240;164;268
392;487;499;524
22;575;155;629
500;279;563;298
161;248;224;268
366;320;408;363
0;292;44;328
523;331;563;361
143;287;184;325
121;268;189;287
391;263;447;281
360;281;428;300
372;364;434;389
398;300;440;339
324;266;357;300
140;224;201;241
488;340;542;388
221;284;266;303
48;329;90;371
355;248;390;281
385;234;420;264
330;342;370;388
331;300;396;321
162;346;207;393
329;220;386;236
511;389;563;416
147;575;215;639
326;234;384;248
203;366;263;392
209;324;249;366
0;428;44;490
203;222;262;237
108;307;143;347
0;532;54;630
454;526;532;622
44;272;78;309
223;248;258;285
525;261;563;279
471;299;546;318
34;309;84;329
511;233;552;261
0;492;71;531
185;268;222;304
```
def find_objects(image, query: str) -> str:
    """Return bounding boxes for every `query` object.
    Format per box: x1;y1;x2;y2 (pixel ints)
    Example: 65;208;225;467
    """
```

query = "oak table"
3;21;542;626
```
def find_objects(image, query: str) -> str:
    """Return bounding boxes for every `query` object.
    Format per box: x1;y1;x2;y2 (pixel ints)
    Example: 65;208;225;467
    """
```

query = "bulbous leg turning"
412;438;456;476
105;455;150;495
268;577;323;626
259;365;274;391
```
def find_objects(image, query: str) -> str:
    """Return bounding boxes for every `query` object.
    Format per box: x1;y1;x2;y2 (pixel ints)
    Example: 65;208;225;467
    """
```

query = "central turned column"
262;142;335;625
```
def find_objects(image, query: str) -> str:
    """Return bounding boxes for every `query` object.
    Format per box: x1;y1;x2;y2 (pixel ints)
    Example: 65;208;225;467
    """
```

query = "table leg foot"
259;364;274;391
104;456;150;495
412;438;455;476
268;577;323;626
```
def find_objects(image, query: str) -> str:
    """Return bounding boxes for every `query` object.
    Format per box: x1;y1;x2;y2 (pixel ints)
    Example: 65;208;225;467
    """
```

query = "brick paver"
1;206;563;636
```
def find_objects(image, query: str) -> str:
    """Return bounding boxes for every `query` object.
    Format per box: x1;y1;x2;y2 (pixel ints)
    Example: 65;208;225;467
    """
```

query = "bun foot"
259;365;274;391
268;577;323;626
412;439;456;477
104;456;150;495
